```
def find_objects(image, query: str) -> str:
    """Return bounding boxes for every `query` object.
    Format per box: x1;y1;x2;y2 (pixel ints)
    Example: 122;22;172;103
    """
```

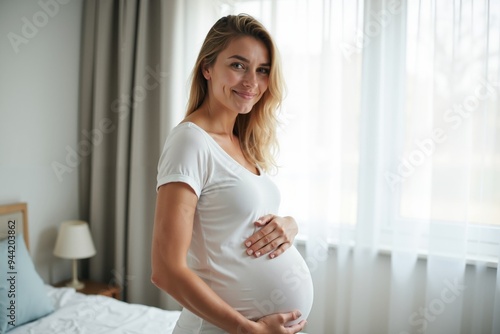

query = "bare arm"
151;183;305;334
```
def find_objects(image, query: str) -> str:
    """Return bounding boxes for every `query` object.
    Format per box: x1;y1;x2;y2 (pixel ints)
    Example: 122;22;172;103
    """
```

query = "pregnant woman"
151;14;313;334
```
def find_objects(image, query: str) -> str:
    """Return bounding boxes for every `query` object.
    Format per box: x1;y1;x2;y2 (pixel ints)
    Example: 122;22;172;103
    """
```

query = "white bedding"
9;285;181;334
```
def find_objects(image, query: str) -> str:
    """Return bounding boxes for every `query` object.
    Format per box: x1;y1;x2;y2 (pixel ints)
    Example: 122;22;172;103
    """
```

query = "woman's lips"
233;90;256;99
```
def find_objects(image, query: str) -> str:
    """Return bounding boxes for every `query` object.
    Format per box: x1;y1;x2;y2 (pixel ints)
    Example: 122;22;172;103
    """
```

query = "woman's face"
203;36;270;115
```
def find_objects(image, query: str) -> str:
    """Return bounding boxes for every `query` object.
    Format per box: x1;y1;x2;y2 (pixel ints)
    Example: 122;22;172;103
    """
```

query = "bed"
0;202;181;334
8;285;181;334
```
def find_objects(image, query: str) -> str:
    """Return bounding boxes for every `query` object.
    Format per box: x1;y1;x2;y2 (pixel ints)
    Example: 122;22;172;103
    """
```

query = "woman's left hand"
244;215;298;259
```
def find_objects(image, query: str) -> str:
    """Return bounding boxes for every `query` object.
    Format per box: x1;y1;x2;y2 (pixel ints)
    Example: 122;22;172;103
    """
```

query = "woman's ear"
202;61;211;80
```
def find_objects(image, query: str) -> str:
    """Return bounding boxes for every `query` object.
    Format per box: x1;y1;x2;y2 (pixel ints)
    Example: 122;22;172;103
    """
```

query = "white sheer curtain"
165;0;500;332
266;0;500;333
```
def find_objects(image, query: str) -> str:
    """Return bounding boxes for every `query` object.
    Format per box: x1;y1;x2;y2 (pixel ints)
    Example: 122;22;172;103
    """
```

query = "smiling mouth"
233;90;256;100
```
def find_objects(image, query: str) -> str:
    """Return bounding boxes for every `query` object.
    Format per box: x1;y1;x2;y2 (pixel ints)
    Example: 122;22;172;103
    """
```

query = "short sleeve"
156;123;210;197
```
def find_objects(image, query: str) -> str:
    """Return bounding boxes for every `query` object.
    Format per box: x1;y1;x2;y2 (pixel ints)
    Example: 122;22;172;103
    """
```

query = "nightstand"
54;279;121;299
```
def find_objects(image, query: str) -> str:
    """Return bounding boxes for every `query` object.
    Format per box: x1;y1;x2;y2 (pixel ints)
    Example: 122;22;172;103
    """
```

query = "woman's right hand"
240;310;306;334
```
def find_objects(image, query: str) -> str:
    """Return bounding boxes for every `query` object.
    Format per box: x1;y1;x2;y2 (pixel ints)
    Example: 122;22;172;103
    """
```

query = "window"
217;0;500;261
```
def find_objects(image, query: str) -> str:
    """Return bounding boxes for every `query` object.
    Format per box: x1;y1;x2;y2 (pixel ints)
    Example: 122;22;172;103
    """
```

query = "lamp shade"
53;220;96;259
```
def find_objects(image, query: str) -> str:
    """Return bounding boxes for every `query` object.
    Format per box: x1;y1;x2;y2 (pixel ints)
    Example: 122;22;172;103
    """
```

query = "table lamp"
53;220;96;289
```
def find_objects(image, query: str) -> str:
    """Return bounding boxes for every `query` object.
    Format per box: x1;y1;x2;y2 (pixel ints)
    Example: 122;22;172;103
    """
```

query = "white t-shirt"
157;122;313;334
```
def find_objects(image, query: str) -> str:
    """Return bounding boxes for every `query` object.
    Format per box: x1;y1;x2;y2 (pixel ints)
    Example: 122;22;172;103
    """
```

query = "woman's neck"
191;99;237;138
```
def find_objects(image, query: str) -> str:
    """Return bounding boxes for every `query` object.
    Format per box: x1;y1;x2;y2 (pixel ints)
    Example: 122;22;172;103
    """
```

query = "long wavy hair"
185;14;284;173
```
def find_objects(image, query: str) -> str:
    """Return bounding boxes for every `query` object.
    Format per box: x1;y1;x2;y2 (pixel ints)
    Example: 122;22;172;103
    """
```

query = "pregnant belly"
209;246;314;326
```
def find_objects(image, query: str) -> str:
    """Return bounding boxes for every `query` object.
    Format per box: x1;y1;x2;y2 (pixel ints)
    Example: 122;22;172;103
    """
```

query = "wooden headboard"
0;202;30;252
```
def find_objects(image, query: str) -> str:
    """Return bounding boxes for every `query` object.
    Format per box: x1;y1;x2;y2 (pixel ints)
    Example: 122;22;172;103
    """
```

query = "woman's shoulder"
167;121;210;146
160;122;212;168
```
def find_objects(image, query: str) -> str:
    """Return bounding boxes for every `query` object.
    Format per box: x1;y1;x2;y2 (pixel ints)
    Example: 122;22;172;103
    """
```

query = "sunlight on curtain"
390;3;500;333
398;0;500;253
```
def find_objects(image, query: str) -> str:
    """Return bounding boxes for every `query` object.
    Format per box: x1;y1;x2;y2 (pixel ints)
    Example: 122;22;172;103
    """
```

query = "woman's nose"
242;71;258;87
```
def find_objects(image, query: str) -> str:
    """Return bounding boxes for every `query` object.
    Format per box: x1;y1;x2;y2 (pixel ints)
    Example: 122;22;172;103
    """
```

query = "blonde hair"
186;14;284;173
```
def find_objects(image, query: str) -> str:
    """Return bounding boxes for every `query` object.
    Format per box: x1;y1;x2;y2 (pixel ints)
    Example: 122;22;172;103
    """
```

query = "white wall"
0;0;83;284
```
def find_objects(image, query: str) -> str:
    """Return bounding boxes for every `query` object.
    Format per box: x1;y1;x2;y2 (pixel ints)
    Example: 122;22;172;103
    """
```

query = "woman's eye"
258;67;270;75
231;63;244;70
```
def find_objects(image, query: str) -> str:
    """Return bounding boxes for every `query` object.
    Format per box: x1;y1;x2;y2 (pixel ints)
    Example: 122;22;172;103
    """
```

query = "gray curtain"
78;0;180;306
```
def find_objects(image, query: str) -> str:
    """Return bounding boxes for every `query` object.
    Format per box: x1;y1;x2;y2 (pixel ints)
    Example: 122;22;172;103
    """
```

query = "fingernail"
245;241;251;247
270;253;275;259
246;249;253;255
255;251;261;257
